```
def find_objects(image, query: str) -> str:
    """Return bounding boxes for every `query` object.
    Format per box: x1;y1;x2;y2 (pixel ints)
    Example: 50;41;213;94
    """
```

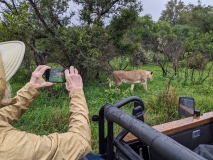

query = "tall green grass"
10;64;213;153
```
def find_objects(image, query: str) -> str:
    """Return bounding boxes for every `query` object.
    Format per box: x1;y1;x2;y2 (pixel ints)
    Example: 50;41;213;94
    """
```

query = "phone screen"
46;68;66;83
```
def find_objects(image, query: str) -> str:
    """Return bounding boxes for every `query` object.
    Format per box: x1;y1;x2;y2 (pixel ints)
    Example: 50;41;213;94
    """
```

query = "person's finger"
74;68;78;74
46;82;55;86
38;65;51;75
69;66;75;74
64;68;70;76
34;65;46;72
78;74;82;81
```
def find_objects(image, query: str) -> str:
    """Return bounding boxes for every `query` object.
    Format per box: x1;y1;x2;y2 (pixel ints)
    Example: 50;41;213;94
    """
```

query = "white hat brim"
0;41;25;81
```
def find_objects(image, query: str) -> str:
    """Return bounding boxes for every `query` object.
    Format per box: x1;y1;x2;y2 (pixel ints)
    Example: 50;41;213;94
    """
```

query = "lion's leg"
142;82;147;91
112;75;122;88
130;84;135;90
115;77;122;88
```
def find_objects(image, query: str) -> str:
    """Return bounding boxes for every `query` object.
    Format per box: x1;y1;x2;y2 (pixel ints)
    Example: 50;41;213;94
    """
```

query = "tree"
161;37;184;76
125;15;170;66
0;0;144;79
187;5;213;33
107;8;140;70
0;0;73;68
159;0;185;26
183;52;212;85
46;25;114;79
120;15;178;76
73;0;142;26
136;20;176;76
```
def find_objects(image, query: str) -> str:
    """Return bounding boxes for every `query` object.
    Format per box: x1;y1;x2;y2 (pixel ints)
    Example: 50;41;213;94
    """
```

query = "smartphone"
46;68;66;83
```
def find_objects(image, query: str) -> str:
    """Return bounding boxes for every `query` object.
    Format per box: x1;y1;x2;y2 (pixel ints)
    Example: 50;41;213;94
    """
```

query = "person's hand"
65;66;83;92
30;65;55;90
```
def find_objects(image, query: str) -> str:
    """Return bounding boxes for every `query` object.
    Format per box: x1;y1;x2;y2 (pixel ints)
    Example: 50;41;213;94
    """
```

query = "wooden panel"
123;112;213;143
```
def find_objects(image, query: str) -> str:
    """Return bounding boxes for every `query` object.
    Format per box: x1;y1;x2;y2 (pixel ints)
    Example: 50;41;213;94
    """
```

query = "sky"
140;0;213;21
69;0;213;25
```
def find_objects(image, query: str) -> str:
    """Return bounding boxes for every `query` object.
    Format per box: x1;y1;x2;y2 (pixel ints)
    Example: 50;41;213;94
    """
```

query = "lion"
109;70;153;91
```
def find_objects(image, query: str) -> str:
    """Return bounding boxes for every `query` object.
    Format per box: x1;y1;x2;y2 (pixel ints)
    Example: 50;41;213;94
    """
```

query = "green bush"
145;88;180;126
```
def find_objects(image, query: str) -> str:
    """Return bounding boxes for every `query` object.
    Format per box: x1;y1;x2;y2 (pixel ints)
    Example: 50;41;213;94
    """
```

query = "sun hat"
0;41;25;81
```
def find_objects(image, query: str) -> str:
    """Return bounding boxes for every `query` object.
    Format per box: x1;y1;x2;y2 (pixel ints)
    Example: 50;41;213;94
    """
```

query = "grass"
9;63;213;153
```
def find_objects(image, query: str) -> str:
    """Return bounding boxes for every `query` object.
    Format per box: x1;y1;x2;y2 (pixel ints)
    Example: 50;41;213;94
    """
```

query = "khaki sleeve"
0;88;92;160
0;82;39;125
68;88;91;148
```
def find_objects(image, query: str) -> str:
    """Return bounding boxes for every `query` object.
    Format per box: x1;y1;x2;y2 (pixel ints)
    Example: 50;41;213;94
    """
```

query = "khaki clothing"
0;59;6;101
0;83;91;160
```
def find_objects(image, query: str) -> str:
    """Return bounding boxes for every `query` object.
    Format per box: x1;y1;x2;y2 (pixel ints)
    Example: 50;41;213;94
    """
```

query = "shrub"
145;87;179;126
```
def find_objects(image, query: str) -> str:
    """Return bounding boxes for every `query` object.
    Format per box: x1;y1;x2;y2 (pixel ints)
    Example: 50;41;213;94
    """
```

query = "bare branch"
0;0;13;12
11;0;18;14
27;0;55;36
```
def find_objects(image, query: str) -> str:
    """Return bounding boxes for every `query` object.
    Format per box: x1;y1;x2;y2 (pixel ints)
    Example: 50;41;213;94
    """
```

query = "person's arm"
46;66;91;159
65;66;91;153
68;88;91;145
34;66;91;159
0;66;91;160
0;65;54;125
0;83;39;125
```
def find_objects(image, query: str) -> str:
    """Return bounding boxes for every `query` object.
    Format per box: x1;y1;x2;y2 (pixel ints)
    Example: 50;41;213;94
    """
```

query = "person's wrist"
69;88;83;95
29;82;38;90
69;87;82;92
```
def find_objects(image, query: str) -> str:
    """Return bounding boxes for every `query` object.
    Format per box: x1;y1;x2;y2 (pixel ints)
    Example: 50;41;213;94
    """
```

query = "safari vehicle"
89;96;213;160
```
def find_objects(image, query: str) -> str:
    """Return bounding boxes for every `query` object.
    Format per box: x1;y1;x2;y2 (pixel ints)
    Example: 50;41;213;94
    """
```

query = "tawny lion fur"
110;70;153;91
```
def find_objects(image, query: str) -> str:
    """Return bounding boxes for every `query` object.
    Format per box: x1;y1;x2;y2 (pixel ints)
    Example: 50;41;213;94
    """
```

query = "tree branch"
28;0;55;36
0;0;13;13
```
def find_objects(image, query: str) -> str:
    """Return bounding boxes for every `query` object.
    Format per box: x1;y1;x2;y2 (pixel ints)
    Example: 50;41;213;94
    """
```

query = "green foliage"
173;3;213;56
179;52;212;85
187;52;210;70
10;63;213;154
0;2;30;41
103;88;130;104
126;16;174;51
145;88;179;126
47;25;113;79
172;25;197;41
185;31;213;54
109;56;130;70
107;8;143;69
73;0;142;26
131;47;150;66
157;21;175;39
109;8;139;53
178;4;213;33
196;97;213;114
10;65;31;84
1;0;213;83
3;0;213;154
187;78;213;114
14;85;69;134
159;0;185;26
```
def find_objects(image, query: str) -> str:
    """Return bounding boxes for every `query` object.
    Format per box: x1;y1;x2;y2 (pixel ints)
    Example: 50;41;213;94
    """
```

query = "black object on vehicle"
92;96;145;159
178;97;200;117
92;96;206;160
